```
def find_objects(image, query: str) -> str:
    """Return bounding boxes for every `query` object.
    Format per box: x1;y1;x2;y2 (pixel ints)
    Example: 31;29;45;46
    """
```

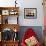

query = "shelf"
0;7;19;10
0;7;19;46
2;40;19;43
0;7;19;15
0;24;19;32
2;40;19;46
0;7;19;24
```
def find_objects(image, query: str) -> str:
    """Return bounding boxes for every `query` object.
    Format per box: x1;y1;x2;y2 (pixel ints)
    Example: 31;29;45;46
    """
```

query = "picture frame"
24;8;37;19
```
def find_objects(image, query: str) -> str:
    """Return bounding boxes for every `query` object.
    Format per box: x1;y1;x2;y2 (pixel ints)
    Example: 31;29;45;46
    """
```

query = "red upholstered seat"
21;28;41;46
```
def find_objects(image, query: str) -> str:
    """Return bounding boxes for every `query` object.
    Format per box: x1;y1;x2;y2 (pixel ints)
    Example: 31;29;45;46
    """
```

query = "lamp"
15;0;17;7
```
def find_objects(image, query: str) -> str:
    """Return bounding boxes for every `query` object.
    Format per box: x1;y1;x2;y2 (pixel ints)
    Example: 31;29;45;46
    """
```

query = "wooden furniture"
0;24;19;32
0;7;19;24
0;7;19;46
2;40;19;46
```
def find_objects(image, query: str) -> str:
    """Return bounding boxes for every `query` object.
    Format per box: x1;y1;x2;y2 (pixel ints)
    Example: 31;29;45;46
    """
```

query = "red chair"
21;28;41;46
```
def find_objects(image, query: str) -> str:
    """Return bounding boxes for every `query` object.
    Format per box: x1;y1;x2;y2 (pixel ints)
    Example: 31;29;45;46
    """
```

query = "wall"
0;0;44;26
18;26;43;44
18;0;44;26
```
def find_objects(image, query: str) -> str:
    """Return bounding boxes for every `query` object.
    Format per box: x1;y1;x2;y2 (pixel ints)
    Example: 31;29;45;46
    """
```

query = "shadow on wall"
18;26;43;44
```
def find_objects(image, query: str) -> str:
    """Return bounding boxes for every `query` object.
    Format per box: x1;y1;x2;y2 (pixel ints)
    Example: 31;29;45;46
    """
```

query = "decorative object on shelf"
5;18;8;24
2;16;8;24
2;28;13;41
24;8;37;19
15;0;17;7
2;10;9;15
42;3;43;5
13;28;18;41
14;28;17;32
13;32;18;41
1;27;19;41
9;10;18;15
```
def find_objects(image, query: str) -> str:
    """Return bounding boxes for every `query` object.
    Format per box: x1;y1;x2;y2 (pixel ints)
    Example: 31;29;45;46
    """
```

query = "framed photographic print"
24;8;37;19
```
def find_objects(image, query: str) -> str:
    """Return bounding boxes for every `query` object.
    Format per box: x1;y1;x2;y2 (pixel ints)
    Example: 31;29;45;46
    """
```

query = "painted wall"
0;0;44;26
18;26;43;44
